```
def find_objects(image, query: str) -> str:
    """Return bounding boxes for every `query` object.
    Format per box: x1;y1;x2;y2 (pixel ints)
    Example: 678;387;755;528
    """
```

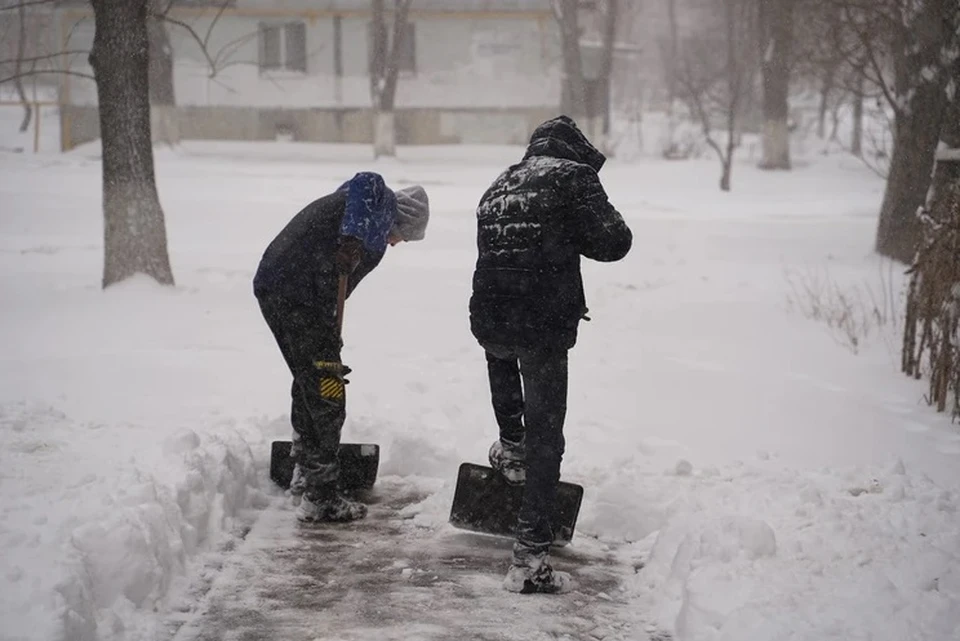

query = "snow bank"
0;403;269;641
624;456;960;641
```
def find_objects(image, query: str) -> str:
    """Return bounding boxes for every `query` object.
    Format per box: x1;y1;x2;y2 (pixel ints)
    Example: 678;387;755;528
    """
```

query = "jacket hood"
523;115;605;172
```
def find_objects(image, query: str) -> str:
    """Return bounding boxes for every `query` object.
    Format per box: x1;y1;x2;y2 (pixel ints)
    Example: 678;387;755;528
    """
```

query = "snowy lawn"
1;140;958;641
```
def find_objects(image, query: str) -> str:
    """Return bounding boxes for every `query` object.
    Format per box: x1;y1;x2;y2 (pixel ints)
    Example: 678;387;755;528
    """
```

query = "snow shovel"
269;440;380;491
448;463;584;546
337;273;347;334
269;274;380;491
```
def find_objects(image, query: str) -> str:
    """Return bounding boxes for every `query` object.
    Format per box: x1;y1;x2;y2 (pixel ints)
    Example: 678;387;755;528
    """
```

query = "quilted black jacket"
469;116;633;349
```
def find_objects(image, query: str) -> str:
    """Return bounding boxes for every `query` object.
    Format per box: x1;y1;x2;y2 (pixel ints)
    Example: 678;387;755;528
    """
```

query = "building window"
368;21;417;75
258;21;307;73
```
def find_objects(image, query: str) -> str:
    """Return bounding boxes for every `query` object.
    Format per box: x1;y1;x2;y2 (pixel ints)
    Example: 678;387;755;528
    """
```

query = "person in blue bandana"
253;172;430;522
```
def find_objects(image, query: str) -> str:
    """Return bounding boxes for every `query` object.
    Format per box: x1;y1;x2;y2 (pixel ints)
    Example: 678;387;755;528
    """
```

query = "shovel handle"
337;274;348;335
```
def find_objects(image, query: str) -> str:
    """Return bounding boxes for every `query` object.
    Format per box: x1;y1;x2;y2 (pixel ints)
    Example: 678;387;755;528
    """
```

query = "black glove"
335;235;363;275
314;361;352;385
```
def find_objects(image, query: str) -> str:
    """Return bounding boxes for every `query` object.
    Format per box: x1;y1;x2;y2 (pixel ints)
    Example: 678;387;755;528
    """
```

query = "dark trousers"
484;344;569;558
258;295;346;500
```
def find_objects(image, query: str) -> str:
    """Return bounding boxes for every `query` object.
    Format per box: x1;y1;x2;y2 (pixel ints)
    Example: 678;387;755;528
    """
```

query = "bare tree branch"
61;16;92;59
0;0;59;13
150;0;234;79
211;57;257;73
677;45;724;163
12;0;31;131
202;0;230;48
207;73;241;94
211;31;257;70
0;50;89;66
673;0;754;190
152;12;218;71
158;0;178;17
840;4;900;116
0;68;95;84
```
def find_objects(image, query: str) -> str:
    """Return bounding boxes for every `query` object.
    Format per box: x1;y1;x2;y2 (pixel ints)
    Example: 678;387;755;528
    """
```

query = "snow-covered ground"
1;138;958;641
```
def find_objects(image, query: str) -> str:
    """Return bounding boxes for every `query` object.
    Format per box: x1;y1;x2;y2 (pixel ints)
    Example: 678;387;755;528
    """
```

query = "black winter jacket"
253;191;384;309
469;116;632;349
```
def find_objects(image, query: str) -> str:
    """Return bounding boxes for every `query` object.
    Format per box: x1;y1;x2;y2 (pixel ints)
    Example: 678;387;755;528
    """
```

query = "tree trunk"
380;0;411;112
373;110;396;157
828;100;842;142
758;0;793;170
369;0;411;158
664;0;679;105
938;91;960;150
662;0;680;153
369;0;387;104
722;0;740;191
555;0;588;122
929;92;960;221
89;0;174;288
874;0;951;264
721;96;737;192
14;2;32;134
369;0;388;156
14;80;31;133
816;62;836;140
148;3;179;146
596;0;618;154
851;73;863;156
875;86;946;263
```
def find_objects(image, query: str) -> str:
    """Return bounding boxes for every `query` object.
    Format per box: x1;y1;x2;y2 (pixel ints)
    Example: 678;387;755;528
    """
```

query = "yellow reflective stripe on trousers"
319;377;345;400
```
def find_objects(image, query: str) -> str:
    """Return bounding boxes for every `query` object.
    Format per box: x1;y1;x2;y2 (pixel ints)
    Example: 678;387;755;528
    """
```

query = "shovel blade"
448;463;583;546
270;441;379;491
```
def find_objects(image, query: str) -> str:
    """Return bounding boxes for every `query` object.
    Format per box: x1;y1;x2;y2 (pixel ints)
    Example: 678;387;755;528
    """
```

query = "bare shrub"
902;176;960;419
785;264;900;355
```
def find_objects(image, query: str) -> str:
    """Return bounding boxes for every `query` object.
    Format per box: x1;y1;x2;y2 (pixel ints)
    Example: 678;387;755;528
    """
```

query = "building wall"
54;6;561;147
61;104;559;149
57;9;561;110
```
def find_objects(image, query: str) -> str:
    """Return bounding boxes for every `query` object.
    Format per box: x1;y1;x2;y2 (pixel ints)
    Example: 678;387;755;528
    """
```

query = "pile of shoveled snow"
0;402;272;641
585;452;960;641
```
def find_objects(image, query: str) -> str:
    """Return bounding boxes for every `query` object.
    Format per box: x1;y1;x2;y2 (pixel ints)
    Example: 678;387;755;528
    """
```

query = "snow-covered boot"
488;438;525;485
296;493;367;523
503;554;572;594
289;463;306;505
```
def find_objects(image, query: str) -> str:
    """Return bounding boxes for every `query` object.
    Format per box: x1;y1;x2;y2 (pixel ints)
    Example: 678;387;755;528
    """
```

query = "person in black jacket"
469;115;632;593
254;172;429;523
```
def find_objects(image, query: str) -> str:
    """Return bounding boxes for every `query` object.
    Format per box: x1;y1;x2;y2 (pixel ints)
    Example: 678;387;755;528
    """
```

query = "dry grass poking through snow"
784;263;902;355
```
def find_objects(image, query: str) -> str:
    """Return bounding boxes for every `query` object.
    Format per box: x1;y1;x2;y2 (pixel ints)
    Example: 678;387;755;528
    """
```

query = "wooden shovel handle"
337;274;348;335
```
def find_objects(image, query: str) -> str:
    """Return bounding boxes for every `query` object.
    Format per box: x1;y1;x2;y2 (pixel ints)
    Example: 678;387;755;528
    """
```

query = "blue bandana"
338;172;397;255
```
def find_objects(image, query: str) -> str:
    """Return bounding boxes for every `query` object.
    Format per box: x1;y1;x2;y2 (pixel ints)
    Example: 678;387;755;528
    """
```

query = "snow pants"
483;343;569;560
257;295;347;501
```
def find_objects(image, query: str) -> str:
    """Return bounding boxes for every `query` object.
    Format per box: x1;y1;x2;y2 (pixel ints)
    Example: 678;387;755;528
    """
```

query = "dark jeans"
484;343;569;559
258;295;346;500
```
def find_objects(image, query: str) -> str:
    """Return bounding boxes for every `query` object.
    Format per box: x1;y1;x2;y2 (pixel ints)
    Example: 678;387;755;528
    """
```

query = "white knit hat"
394;185;430;241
